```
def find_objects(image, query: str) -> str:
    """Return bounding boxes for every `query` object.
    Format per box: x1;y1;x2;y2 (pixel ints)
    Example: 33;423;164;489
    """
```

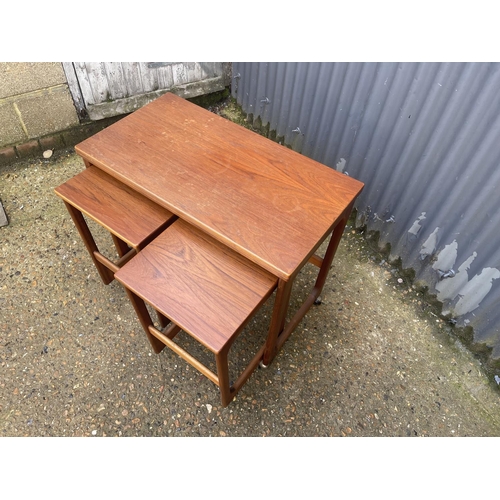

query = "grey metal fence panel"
232;62;500;359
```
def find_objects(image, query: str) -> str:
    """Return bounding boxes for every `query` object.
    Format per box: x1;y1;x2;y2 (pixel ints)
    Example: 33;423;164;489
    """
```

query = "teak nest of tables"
56;92;364;407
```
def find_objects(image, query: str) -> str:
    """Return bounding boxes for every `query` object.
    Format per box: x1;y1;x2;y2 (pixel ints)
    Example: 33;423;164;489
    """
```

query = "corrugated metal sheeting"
232;62;500;360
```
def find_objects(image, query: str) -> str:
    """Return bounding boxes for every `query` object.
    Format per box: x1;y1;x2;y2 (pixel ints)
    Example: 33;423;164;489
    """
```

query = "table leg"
262;210;352;366
111;234;130;257
262;278;294;366
123;288;166;354
63;201;114;285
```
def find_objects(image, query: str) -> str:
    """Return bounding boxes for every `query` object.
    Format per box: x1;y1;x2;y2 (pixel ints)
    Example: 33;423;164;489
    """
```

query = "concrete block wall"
0;62;119;167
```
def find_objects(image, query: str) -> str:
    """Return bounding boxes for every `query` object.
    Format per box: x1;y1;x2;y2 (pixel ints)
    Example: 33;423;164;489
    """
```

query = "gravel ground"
1;149;499;440
2;87;500;444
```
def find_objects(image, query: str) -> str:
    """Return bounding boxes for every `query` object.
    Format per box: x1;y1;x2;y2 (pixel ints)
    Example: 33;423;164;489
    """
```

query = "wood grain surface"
115;219;278;353
76;93;364;279
55;166;176;249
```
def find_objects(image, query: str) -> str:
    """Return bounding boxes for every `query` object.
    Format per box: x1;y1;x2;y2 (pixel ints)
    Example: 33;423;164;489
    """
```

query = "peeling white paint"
432;240;500;317
419;227;439;259
435;252;476;302
335;158;346;173
453;268;500;316
408;212;427;236
432;240;458;272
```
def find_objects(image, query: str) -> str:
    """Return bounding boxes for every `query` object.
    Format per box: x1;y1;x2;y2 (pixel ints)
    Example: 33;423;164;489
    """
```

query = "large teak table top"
75;93;364;282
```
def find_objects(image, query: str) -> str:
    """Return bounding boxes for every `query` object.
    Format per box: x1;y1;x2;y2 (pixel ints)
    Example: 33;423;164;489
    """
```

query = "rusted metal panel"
65;62;231;121
232;62;500;359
